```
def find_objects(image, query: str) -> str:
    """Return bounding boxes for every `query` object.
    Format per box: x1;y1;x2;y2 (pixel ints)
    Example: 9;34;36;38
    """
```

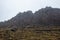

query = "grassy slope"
0;26;60;40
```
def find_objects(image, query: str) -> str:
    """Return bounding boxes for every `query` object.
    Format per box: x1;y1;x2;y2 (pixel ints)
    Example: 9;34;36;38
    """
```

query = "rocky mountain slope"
0;7;60;40
0;7;60;28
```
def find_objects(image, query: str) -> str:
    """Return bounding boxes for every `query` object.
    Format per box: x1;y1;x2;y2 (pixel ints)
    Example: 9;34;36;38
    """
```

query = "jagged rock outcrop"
0;7;60;28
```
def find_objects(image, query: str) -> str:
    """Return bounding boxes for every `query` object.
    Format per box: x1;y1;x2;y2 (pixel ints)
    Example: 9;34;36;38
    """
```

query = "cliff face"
0;7;60;28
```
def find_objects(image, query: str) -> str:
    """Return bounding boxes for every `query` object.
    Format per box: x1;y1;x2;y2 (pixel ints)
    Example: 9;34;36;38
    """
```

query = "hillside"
0;7;60;40
0;26;60;40
0;7;60;28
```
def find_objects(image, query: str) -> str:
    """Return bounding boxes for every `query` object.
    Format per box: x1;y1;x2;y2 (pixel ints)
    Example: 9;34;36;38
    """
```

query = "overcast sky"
0;0;60;22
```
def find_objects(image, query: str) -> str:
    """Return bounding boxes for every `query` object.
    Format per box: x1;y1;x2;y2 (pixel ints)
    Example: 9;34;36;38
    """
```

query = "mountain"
0;7;60;28
34;7;60;25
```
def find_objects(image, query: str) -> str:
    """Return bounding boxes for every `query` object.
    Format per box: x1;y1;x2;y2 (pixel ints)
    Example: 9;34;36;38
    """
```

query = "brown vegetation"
0;26;60;40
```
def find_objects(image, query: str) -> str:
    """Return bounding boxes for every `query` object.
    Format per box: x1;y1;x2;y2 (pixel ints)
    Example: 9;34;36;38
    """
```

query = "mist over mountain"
0;7;60;28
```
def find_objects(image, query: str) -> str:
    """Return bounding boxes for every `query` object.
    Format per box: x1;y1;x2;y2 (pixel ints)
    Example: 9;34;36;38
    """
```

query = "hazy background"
0;0;60;22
